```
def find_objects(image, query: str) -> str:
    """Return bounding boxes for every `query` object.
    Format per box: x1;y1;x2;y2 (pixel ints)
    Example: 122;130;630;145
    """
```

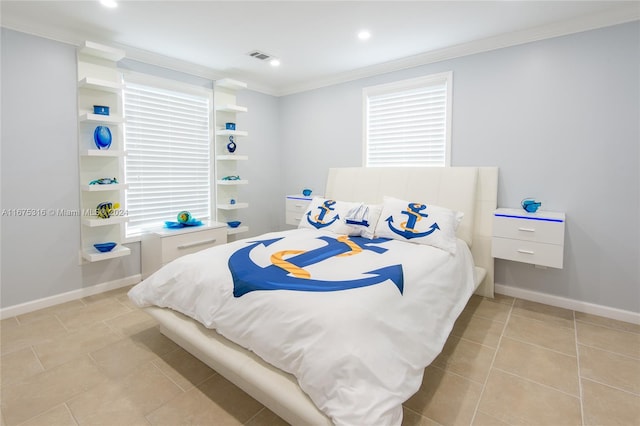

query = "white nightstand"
285;195;316;226
141;221;227;279
492;208;565;268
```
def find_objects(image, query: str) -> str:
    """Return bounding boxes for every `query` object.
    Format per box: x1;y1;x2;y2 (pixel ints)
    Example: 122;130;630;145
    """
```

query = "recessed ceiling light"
270;59;281;67
100;0;118;8
358;30;371;41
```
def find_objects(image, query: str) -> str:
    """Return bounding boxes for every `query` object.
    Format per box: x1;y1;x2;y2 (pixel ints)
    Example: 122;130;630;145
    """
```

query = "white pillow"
344;203;383;239
375;196;463;253
298;197;359;235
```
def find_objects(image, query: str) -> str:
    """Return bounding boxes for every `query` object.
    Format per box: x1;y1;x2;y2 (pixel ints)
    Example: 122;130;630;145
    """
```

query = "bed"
129;166;498;425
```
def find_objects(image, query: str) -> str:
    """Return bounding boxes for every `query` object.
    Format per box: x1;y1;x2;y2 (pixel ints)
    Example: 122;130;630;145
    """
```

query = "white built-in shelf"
218;202;249;210
216;78;247;91
78;77;124;93
82;215;129;227
79;112;124;124
81;244;131;262
227;225;249;235
215;104;248;113
217;155;248;161
80;149;127;157
81;183;129;192
217;179;249;185
79;41;125;62
215;129;248;137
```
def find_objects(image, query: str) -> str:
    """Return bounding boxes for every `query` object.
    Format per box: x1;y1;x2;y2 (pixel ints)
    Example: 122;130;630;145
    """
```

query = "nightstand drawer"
161;228;226;262
285;195;314;226
493;215;565;245
492;237;564;268
286;198;312;213
286;210;306;226
142;222;227;279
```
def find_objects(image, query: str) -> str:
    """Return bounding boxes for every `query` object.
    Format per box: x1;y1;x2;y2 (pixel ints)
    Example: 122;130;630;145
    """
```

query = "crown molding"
3;3;638;98
274;4;640;96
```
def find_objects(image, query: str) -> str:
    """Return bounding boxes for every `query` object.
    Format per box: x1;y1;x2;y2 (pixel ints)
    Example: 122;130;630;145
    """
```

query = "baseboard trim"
495;283;640;325
0;274;142;320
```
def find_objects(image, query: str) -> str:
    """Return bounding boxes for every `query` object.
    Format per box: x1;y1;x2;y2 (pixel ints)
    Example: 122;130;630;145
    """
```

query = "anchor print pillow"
298;197;360;235
375;196;463;254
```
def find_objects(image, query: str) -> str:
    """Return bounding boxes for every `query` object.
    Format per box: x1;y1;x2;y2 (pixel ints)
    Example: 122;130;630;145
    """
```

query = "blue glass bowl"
94;126;112;150
227;221;241;228
94;242;117;252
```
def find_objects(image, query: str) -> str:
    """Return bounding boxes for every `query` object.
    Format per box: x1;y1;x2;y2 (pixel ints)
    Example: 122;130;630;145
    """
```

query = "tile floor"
1;287;639;426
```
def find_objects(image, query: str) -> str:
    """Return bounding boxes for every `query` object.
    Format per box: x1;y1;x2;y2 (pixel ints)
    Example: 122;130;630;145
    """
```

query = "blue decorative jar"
93;126;112;150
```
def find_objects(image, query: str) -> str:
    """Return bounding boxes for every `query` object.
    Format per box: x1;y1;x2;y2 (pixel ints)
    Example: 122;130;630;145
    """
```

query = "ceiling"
2;1;638;96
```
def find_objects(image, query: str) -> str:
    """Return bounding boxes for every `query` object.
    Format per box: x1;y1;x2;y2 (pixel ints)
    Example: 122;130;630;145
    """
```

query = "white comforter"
129;228;476;425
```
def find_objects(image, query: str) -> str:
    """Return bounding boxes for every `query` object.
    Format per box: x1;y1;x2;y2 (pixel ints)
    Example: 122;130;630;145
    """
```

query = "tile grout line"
574;318;640;335
429;363;485;386
468;296;515;425
580;376;640;398
242;407;266;425
509;310;576;331
574;310;586;426
490;367;582;400
500;334;578;358
62;402;80;426
29;345;46;373
576;341;640;361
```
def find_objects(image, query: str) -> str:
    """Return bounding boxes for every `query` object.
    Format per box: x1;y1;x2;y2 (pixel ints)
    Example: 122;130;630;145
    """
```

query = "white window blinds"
124;80;212;236
364;72;452;167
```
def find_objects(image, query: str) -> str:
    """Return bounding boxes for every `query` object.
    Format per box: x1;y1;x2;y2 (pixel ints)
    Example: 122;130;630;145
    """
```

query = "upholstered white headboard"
325;167;498;297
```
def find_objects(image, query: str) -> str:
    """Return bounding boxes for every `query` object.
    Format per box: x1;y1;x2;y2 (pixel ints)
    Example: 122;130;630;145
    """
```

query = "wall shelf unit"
80;149;126;157
216;179;249;185
77;41;129;262
217;155;248;161
80;184;129;192
214;78;249;238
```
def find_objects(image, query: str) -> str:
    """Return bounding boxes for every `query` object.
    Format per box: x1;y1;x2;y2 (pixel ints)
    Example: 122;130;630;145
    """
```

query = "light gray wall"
279;22;640;313
2;23;638;314
235;89;283;238
1;29;139;308
0;29;281;308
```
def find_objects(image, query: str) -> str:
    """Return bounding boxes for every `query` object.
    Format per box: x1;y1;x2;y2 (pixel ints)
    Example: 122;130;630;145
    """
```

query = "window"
363;72;452;167
123;76;213;237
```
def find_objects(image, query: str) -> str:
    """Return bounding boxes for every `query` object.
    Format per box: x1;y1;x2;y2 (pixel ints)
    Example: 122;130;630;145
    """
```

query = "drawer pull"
518;227;536;232
517;249;535;255
177;239;216;250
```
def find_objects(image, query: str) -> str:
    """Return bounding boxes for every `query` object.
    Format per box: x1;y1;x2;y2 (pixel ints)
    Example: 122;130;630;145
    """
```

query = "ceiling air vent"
248;50;272;61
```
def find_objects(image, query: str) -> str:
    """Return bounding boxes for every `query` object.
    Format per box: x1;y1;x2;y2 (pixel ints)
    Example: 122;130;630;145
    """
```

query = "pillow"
298;197;359;235
374;196;463;253
344;203;383;239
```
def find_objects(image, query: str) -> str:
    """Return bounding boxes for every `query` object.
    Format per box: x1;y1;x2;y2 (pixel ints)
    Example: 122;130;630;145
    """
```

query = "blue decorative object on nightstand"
521;198;542;213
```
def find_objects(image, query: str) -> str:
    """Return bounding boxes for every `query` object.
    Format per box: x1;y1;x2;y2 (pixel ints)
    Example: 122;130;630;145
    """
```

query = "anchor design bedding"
128;227;476;425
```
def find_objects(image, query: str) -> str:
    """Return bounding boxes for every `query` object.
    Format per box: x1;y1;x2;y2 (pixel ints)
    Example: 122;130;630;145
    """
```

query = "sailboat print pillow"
375;196;463;254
